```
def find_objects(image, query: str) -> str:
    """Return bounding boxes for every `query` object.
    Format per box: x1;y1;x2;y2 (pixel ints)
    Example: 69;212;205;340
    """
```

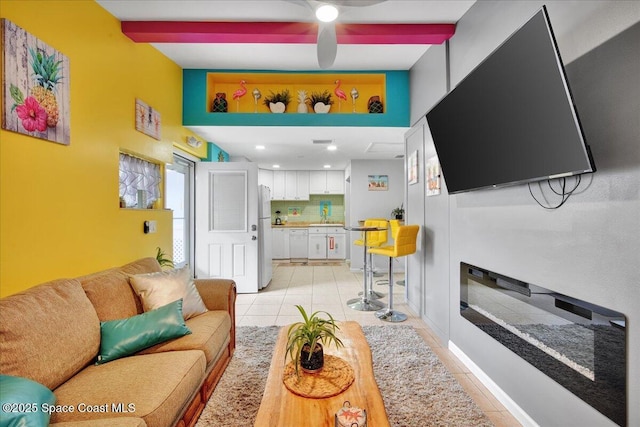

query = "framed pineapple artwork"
1;19;70;145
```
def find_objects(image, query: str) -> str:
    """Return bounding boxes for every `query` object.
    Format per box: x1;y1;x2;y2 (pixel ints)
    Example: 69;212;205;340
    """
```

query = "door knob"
252;236;257;240
251;224;257;231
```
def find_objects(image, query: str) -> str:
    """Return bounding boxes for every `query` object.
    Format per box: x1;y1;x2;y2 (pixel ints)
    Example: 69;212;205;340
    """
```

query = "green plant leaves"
285;305;344;376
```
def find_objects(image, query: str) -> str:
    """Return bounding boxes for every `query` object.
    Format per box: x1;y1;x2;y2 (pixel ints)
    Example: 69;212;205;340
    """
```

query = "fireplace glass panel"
460;262;626;426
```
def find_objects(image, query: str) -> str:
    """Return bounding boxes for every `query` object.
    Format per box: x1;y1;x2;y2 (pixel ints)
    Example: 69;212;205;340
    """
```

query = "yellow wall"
0;1;205;296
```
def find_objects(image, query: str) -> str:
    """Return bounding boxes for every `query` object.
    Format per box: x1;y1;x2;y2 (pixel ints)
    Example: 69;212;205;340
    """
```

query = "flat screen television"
426;6;595;194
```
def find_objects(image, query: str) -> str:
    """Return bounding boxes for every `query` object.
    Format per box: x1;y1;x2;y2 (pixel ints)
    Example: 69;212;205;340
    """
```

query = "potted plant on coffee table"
285;305;343;375
263;89;291;113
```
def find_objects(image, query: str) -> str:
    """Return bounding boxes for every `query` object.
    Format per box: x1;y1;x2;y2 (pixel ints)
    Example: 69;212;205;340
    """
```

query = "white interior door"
195;162;259;293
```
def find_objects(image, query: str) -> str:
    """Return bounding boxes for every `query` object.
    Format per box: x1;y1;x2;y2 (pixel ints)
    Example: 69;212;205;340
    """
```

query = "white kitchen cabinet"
258;169;273;191
308;233;327;259
308;226;345;260
272;227;289;259
326;170;345;194
296;171;310;200
327;232;346;259
279;171;309;200
309;170;344;194
284;171;297;200
272;171;286;200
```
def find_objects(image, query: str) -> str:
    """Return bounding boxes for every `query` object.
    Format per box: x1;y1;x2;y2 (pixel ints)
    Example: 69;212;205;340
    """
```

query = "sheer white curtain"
119;153;161;208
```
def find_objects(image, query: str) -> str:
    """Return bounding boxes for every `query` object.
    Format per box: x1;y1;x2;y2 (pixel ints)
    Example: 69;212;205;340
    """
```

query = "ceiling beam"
121;21;455;45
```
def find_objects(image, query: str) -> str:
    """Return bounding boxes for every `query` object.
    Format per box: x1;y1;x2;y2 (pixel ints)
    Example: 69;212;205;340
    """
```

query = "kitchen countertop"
271;222;345;228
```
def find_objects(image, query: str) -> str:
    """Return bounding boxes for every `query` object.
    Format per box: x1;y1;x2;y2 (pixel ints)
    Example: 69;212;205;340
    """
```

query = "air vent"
312;139;333;144
395;154;405;159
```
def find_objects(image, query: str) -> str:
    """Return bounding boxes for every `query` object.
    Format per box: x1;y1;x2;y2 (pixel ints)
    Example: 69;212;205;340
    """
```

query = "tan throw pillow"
129;265;208;320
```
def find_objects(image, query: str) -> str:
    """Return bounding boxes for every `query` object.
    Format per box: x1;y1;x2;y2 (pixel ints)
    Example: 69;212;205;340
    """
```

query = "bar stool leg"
348;232;384;311
375;256;407;322
359;251;385;299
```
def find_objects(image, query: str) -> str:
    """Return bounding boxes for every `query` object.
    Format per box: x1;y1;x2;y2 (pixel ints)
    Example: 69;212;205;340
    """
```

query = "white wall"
347;159;404;272
409;1;640;425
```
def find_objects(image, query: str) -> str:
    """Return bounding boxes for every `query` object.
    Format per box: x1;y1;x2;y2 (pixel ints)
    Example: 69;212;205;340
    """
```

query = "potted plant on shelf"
263;89;291;113
309;90;333;113
286;305;343;375
391;203;404;220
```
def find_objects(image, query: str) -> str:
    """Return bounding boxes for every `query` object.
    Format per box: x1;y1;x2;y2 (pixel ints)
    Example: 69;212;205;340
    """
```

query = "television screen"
426;6;595;194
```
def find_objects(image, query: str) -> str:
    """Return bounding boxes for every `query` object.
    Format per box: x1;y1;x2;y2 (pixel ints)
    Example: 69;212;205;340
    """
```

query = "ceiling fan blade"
283;0;314;12
317;22;337;69
327;0;386;7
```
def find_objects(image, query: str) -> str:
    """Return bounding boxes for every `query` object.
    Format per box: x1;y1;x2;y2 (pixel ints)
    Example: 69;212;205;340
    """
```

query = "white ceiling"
96;0;476;170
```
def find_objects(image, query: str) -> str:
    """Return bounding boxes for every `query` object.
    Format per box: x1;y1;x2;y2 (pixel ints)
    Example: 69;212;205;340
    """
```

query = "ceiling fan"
287;0;387;69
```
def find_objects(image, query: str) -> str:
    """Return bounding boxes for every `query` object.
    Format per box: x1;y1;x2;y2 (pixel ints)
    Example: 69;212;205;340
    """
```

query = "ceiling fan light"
315;4;339;23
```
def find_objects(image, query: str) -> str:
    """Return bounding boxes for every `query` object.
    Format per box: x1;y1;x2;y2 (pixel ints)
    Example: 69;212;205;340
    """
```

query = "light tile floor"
237;261;522;427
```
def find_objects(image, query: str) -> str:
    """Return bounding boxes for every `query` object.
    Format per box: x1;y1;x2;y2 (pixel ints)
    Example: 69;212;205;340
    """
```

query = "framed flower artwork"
1;19;71;145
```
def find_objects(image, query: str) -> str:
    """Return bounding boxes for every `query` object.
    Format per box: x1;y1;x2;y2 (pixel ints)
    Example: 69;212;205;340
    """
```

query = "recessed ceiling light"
323;164;332;168
256;145;265;150
327;145;337;151
316;4;339;23
272;164;280;168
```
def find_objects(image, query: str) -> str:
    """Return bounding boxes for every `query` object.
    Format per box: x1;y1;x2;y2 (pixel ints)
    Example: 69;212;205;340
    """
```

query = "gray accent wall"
407;43;451;341
408;1;640;425
347;159;404;272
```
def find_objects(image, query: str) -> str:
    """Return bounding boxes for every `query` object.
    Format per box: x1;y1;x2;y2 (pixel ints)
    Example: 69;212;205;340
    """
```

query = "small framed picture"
368;175;388;191
135;98;161;140
426;156;441;196
408;150;418;185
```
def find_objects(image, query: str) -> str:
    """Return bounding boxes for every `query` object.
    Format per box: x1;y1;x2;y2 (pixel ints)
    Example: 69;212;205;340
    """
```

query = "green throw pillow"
97;299;191;364
0;375;56;427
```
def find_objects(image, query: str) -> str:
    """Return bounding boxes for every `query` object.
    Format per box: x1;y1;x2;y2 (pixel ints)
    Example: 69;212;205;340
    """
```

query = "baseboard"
448;341;539;427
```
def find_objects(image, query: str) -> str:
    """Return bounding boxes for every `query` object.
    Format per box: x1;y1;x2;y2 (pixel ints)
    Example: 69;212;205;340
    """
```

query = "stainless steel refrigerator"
258;185;272;289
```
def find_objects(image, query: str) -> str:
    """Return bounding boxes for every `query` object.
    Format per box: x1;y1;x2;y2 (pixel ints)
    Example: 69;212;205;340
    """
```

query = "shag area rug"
196;325;494;427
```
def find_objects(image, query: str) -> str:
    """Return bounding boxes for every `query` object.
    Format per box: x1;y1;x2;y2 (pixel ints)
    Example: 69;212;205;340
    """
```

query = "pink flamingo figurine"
334;80;347;112
232;80;247;112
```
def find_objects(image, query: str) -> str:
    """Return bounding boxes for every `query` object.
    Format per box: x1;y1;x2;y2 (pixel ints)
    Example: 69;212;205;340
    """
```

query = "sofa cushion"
52;351;206;427
97;299;192;365
79;258;161;322
129;265;208;320
0;279;100;390
80;268;142;321
0;375;56;427
137;310;231;367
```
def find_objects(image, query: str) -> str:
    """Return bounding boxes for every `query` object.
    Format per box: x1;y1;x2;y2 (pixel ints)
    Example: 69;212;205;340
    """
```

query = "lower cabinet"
272;228;289;259
308;227;346;260
308;234;327;260
327;233;346;259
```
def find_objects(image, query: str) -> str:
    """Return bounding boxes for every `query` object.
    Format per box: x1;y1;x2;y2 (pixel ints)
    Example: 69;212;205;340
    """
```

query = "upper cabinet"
258;168;273;190
310;170;344;194
273;170;309;201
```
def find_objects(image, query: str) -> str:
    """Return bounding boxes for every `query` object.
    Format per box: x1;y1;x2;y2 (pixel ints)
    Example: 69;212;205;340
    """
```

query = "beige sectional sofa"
0;258;236;427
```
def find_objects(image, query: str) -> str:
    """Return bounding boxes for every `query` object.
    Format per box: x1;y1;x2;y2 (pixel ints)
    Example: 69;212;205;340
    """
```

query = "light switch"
143;220;157;234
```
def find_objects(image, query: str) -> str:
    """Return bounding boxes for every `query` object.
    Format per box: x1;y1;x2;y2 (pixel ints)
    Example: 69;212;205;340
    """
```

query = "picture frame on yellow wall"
135;98;161;140
1;18;71;145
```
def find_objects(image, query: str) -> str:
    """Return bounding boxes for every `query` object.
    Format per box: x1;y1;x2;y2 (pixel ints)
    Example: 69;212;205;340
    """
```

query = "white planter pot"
269;102;286;113
313;102;331;114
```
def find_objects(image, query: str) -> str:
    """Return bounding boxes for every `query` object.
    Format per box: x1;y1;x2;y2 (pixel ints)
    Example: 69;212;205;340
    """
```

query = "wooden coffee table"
254;321;390;427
